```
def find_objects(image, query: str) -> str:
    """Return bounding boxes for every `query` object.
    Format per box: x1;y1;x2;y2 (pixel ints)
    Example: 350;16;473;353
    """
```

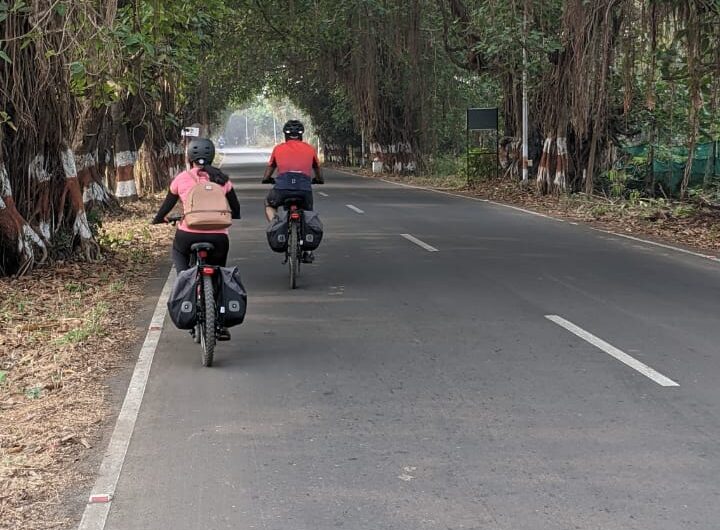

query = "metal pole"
245;115;249;146
273;116;277;145
361;128;365;167
522;1;529;183
466;113;470;186
496;126;500;179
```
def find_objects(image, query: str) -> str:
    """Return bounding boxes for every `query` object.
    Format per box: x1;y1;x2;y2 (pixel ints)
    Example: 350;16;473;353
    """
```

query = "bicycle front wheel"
288;223;299;289
200;274;216;367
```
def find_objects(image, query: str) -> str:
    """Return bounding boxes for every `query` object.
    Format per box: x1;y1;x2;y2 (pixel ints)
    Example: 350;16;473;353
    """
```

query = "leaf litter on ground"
0;197;174;530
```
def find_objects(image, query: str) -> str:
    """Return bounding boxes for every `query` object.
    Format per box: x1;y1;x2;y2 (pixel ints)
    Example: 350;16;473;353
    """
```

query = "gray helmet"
187;138;215;165
283;120;304;140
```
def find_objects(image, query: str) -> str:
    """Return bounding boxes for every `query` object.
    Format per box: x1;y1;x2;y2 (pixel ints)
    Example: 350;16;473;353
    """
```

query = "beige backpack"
184;178;232;230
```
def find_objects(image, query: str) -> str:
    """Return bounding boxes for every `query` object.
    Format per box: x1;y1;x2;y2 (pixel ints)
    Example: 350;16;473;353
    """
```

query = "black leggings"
172;230;230;273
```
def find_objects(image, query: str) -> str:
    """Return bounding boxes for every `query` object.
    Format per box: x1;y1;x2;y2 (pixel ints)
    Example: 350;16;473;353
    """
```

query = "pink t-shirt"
170;167;233;234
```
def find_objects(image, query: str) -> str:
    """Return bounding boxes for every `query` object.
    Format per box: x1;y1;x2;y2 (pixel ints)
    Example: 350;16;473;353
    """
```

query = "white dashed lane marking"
546;315;679;387
400;234;439;252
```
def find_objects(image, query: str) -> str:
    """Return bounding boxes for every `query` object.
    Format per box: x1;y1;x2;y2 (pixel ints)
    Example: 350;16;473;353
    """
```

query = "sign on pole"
466;108;499;183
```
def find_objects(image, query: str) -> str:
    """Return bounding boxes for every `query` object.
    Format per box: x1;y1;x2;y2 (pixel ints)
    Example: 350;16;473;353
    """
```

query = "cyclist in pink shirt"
152;138;241;272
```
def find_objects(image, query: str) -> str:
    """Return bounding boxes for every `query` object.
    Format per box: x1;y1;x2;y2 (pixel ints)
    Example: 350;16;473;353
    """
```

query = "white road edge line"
546;315;679;387
401;233;439;252
334;168;720;264
346;204;364;214
77;269;175;530
319;191;329;197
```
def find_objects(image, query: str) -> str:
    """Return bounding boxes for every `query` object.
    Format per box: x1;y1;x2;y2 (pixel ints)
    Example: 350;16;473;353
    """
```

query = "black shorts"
266;189;314;211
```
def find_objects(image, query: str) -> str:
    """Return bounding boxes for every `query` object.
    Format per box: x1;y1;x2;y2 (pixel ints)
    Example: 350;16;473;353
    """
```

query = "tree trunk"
111;96;147;200
0;163;47;276
59;149;101;260
73;104;118;211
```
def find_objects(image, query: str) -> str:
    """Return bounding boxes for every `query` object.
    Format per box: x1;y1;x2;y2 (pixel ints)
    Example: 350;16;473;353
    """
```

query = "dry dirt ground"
0;198;173;530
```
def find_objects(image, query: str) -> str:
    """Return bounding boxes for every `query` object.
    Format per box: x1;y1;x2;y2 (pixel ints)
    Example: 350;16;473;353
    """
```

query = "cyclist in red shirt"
262;120;324;223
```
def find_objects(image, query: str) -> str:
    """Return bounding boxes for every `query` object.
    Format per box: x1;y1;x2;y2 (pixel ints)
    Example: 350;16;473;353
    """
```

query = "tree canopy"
1;0;718;275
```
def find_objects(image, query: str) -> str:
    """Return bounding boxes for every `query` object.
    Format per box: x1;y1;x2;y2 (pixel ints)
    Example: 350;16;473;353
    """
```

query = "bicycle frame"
283;201;305;289
165;214;219;366
285;205;304;256
193;249;217;319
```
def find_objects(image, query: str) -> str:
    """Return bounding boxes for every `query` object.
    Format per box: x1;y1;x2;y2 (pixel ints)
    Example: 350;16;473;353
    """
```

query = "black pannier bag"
167;268;198;330
302;210;324;251
217;266;248;328
266;211;288;252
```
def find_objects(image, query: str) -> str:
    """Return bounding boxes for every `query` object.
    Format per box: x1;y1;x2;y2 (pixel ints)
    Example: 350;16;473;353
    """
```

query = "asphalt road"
101;150;720;529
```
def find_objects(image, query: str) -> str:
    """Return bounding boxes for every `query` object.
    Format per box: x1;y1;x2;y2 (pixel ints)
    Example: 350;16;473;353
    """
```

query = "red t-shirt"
268;140;319;176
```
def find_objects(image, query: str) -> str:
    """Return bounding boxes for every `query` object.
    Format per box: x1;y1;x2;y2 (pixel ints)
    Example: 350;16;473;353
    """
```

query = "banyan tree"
2;0;719;276
0;1;99;276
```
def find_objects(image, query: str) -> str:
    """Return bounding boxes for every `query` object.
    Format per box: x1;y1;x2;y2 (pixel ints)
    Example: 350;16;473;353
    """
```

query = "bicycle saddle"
190;242;215;253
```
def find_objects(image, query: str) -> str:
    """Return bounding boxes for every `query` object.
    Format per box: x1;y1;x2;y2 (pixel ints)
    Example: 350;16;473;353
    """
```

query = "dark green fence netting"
622;141;720;193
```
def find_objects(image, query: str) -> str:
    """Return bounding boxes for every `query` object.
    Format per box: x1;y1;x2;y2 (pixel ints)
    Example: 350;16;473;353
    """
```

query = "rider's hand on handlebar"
166;214;182;225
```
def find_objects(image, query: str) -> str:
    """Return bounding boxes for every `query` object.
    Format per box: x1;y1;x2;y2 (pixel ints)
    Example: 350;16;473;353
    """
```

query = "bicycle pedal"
216;329;231;341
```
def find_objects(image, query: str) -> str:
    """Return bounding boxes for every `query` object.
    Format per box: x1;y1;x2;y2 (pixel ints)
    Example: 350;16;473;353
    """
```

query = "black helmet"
283;120;304;140
187;138;215;165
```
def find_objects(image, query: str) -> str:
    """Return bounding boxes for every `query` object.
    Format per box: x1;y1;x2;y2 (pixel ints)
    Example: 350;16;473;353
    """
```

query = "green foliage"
672;203;697;218
607;169;629;198
25;386;43;400
55;303;108;346
428;155;464;178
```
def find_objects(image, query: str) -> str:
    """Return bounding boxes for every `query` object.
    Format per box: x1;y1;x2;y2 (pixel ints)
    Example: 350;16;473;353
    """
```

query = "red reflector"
202;267;215;275
290;213;301;220
198;250;208;259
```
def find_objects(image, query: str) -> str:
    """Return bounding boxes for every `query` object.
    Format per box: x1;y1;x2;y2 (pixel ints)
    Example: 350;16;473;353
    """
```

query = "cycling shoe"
217;327;231;341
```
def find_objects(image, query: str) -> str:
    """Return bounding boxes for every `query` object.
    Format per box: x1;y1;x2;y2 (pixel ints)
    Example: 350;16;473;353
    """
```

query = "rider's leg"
304;191;314;211
301;191;316;263
265;206;278;222
265;189;281;222
172;231;193;272
206;234;230;267
205;234;232;341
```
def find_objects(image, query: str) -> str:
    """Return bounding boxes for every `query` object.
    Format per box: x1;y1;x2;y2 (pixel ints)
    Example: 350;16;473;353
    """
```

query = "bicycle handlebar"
166;214;183;225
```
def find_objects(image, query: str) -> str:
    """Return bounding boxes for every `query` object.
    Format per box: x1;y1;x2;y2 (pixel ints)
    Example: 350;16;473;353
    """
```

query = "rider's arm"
312;158;324;184
151;191;179;224
262;162;276;183
226;189;241;219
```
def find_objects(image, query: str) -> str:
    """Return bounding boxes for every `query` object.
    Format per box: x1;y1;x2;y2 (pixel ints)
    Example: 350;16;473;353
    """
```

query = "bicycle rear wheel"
200;274;216;367
288;223;299;289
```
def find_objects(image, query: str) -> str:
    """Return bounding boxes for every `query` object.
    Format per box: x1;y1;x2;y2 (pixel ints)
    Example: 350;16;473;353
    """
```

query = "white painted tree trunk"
115;150;138;198
0;163;47;269
60;149;98;255
553;137;568;193
536;138;553;194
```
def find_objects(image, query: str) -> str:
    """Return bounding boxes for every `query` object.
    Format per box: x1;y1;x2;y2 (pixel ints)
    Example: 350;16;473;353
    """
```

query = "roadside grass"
0;197;173;530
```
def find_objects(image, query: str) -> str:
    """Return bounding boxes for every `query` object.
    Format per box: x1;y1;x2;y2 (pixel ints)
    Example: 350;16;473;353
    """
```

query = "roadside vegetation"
1;1;718;276
0;199;172;528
